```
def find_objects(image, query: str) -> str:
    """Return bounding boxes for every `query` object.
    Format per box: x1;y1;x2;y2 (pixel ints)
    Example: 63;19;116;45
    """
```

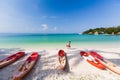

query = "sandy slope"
0;48;120;80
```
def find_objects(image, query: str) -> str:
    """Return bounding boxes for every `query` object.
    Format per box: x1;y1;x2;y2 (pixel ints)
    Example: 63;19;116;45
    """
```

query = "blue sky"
0;0;120;33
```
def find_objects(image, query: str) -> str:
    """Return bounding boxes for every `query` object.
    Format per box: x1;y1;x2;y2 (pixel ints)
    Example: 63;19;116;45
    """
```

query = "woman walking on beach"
66;41;71;49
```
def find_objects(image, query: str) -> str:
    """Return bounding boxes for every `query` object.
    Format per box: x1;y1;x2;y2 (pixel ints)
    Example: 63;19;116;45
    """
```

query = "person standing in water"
66;41;71;49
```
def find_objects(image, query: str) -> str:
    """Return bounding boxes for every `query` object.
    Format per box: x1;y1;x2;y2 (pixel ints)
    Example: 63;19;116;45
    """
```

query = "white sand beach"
0;47;120;80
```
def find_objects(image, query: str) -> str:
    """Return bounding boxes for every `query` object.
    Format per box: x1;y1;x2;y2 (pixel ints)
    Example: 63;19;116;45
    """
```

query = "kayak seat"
80;51;89;57
90;51;103;60
58;50;65;57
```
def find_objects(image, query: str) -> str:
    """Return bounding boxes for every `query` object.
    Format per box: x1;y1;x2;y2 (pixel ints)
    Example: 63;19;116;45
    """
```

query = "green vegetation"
82;26;120;35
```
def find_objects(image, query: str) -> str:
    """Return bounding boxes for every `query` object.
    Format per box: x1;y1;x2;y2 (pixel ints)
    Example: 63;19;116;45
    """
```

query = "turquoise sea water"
0;33;120;49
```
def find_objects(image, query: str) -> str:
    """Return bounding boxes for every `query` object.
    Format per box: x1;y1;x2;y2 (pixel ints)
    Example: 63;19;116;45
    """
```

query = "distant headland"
82;26;120;35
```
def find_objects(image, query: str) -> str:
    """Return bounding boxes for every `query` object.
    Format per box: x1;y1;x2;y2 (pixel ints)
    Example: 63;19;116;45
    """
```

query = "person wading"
66;41;71;49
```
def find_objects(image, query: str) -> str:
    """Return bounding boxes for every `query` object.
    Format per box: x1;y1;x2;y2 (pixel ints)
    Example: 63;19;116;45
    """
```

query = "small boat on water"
0;52;25;68
57;50;67;70
80;51;105;70
12;52;39;80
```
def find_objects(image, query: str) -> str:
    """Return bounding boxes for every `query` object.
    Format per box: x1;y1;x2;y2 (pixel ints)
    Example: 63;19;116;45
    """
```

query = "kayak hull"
87;59;105;70
80;51;105;70
57;50;67;70
13;52;39;80
89;51;103;60
0;52;25;68
90;51;116;67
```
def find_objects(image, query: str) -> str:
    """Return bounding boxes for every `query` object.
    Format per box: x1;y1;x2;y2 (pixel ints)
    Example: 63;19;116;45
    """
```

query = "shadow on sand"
92;49;120;56
64;53;70;72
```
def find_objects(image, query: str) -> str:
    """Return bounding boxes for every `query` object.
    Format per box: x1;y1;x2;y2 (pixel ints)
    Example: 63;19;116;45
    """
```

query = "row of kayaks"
0;50;120;80
57;50;120;75
0;52;39;80
80;51;120;75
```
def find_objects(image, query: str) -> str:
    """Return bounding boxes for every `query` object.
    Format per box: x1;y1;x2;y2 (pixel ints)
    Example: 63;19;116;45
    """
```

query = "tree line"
82;26;120;35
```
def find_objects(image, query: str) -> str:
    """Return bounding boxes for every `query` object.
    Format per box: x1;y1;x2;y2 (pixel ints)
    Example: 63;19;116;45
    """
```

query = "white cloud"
0;1;57;33
53;27;57;31
0;1;45;33
41;24;48;31
0;1;34;33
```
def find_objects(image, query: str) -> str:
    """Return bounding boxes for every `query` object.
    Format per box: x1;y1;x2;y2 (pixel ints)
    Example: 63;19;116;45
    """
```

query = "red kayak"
89;51;116;67
90;51;120;75
80;51;105;70
89;51;103;60
57;50;67;70
0;52;25;68
13;52;39;80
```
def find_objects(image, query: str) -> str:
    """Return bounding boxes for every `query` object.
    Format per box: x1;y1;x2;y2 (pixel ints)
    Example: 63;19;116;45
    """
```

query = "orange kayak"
89;51;116;67
57;50;67;70
0;52;25;68
80;51;105;70
13;52;39;80
89;51;103;60
90;51;120;75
